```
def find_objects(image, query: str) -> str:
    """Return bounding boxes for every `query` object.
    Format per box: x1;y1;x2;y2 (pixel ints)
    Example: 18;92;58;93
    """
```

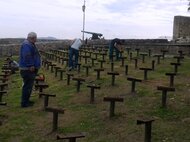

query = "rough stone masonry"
173;15;190;42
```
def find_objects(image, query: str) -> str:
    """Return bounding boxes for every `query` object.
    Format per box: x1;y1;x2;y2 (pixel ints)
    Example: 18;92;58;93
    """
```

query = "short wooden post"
132;58;138;69
125;65;128;75
107;72;119;86
170;62;181;73
87;84;100;103
57;133;85;142
135;48;140;57
137;119;155;142
157;86;175;108
148;49;151;57
94;68;104;80
72;78;85;92
67;73;74;85
76;63;81;73
139;68;152;80
39;93;56;109
35;83;49;97
127;77;142;93
83;65;91;77
45;107;65;131
120;57;127;67
151;60;155;71
103;97;124;117
140;53;148;63
153;55;162;64
165;73;176;87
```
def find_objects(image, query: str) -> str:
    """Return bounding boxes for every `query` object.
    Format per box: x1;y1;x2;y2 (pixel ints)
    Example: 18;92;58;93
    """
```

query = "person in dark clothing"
19;32;41;108
6;57;19;74
109;38;124;61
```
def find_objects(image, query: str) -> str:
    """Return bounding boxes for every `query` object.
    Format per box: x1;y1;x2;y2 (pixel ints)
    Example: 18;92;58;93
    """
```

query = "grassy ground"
0;50;190;142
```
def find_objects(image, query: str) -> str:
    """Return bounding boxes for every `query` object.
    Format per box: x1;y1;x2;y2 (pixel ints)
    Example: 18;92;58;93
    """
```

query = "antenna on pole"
82;0;86;42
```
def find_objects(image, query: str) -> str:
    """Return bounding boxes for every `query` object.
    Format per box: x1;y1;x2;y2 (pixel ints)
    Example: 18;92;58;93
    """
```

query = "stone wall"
0;40;190;57
173;16;190;42
125;43;190;55
0;41;71;57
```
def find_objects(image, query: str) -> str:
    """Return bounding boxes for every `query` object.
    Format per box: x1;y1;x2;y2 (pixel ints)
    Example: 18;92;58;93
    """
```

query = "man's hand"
116;45;122;52
29;66;35;72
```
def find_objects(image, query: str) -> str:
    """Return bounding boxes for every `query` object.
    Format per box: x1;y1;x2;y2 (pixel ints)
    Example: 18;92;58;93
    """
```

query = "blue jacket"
19;39;41;69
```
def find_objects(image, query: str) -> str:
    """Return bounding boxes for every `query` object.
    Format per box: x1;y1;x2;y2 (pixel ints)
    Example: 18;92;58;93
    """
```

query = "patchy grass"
1;52;190;142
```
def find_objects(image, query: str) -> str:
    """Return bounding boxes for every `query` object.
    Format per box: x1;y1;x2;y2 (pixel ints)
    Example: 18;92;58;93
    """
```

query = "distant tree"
188;0;190;11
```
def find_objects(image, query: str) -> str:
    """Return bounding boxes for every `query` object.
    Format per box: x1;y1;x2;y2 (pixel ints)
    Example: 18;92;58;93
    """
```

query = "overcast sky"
0;0;189;39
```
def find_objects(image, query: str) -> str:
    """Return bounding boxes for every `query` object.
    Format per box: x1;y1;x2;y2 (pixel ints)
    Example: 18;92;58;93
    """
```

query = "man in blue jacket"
19;32;41;107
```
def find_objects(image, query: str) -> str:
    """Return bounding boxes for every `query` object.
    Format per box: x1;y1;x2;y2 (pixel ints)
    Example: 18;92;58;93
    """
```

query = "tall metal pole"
82;0;86;42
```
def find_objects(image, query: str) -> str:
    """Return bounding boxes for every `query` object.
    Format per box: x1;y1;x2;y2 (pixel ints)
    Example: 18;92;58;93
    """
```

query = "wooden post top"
137;119;155;124
35;83;49;88
165;73;177;76
170;62;181;66
0;102;7;106
140;53;148;56
49;64;57;66
94;68;104;71
153;54;162;57
87;84;101;89
54;66;62;69
120;56;127;59
83;65;92;68
157;86;175;91
72;77;85;82
82;55;90;58
39;93;56;97
103;97;124;102
57;133;85;140
127;77;142;82
45;107;65;114
57;69;66;72
139;67;152;71
132;57;139;60
107;72;119;75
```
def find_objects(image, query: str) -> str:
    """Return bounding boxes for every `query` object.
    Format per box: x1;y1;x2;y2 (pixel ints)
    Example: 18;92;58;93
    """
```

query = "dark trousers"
69;48;79;69
20;70;37;107
109;46;120;61
109;46;114;61
115;48;121;60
